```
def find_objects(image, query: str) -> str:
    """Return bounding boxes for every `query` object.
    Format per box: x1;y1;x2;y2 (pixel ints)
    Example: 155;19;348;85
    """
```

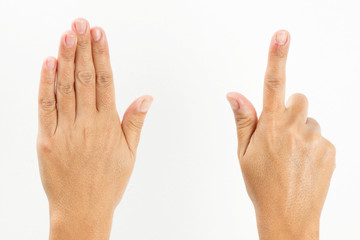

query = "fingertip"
71;18;90;35
40;57;57;86
226;92;241;110
91;27;104;42
269;30;291;58
137;95;154;113
61;30;77;49
227;92;258;158
226;92;255;114
42;57;57;72
272;30;290;47
226;92;241;99
122;95;153;152
123;95;154;119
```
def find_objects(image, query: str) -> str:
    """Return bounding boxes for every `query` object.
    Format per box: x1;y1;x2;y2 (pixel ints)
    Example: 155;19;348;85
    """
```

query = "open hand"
37;18;153;240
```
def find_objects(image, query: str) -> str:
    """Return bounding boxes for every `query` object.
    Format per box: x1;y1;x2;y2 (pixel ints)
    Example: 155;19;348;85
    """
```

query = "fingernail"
74;19;87;34
46;58;56;70
65;32;76;48
139;97;153;113
226;95;239;110
275;30;288;46
91;28;102;42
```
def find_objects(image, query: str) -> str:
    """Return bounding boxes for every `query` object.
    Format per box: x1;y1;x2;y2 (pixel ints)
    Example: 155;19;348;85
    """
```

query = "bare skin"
37;18;153;240
227;30;336;240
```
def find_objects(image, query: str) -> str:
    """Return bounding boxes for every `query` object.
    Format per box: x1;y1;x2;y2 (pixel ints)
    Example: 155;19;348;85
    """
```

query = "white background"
0;0;359;239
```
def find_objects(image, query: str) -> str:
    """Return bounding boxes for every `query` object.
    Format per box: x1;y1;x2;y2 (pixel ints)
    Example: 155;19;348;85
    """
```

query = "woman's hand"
37;18;153;240
227;30;335;240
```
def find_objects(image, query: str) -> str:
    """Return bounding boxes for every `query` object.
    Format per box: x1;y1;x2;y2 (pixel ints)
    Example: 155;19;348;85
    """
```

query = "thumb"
122;95;153;153
226;92;258;158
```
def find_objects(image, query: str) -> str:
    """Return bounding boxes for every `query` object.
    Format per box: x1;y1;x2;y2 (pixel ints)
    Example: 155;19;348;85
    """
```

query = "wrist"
255;212;320;240
49;207;114;240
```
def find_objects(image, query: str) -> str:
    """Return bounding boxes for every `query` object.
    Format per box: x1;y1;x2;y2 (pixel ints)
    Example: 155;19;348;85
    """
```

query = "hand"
227;30;336;240
37;18;153;240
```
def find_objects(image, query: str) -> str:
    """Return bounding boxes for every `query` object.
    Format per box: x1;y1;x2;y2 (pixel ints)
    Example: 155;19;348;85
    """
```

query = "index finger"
263;30;290;112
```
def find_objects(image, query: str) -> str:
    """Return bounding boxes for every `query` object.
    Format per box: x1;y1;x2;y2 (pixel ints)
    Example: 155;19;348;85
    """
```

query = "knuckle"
57;81;74;95
307;117;318;124
292;92;308;102
77;70;95;85
320;140;336;169
126;118;143;132
39;98;56;111
329;155;336;170
332;157;337;171
305;126;322;142
76;38;90;50
235;114;256;131
308;132;322;143
60;49;75;61
96;71;113;87
326;141;336;156
264;75;282;90
307;118;321;130
291;93;308;106
93;44;108;54
286;93;309;115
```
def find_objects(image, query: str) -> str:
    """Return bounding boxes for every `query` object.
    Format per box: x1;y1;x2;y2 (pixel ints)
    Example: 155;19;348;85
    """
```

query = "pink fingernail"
65;32;76;48
46;58;56;70
275;30;288;46
91;28;102;42
74;19;87;34
226;95;239;110
139;96;154;113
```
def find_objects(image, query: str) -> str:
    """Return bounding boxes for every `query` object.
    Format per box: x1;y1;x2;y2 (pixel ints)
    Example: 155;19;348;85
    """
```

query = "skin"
227;30;336;240
37;18;153;240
